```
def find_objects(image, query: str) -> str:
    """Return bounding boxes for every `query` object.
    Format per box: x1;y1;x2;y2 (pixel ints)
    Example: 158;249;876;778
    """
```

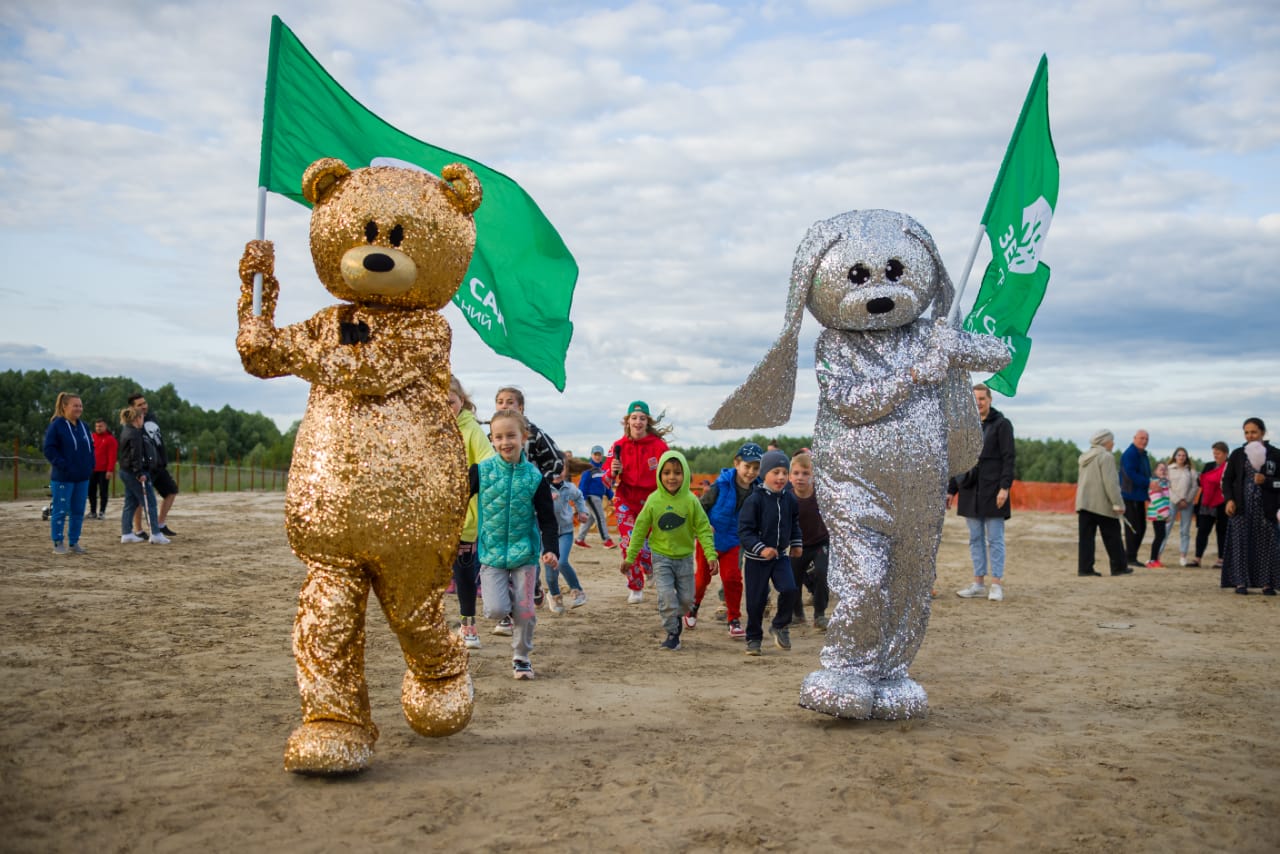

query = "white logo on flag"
999;195;1053;274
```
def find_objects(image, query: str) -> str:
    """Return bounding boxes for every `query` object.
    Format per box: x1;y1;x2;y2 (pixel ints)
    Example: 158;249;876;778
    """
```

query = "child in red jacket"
605;401;671;604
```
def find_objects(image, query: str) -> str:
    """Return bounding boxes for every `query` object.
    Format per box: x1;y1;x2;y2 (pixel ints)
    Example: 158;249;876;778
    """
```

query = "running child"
684;442;762;640
548;470;591;613
449;376;494;650
470;409;559;680
621;450;718;650
491;386;565;633
575;445;617;548
738;449;802;656
789;451;831;630
606;401;671;604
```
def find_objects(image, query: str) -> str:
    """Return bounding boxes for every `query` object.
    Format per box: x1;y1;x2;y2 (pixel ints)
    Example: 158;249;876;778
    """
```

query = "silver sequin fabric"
710;210;1010;719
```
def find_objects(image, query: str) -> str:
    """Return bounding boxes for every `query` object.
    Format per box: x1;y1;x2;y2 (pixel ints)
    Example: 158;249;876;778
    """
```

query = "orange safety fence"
598;475;1076;530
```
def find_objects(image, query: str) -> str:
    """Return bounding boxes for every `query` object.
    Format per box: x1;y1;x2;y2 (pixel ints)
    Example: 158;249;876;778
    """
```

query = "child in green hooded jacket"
621;450;718;650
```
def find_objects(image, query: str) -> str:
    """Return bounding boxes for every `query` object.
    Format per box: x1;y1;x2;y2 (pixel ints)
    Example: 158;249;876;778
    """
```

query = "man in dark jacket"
949;384;1016;601
1120;429;1151;567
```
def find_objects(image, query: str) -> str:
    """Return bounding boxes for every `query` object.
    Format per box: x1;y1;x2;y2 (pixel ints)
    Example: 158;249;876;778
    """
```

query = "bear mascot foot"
871;677;929;720
284;721;377;775
402;669;474;737
798;668;875;719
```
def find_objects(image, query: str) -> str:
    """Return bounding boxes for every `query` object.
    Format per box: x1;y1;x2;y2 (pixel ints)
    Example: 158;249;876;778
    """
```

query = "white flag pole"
948;223;987;327
253;185;267;316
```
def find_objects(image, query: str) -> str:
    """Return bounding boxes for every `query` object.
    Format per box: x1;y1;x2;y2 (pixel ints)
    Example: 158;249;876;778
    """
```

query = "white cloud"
0;0;1276;463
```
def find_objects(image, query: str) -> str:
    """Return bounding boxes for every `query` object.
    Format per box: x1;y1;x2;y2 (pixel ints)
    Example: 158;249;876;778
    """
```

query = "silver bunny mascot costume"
710;209;1011;720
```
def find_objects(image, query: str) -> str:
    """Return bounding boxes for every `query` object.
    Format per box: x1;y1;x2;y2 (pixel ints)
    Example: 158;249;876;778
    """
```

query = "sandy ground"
1;492;1277;853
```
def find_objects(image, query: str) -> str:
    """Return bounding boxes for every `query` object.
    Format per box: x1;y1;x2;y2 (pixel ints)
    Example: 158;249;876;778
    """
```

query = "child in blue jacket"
738;450;803;655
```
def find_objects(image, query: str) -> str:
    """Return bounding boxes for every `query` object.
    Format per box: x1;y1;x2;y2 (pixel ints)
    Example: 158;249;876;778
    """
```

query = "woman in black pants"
1190;442;1229;567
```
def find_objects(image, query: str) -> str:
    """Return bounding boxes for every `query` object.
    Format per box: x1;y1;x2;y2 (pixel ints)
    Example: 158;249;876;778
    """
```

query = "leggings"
451;542;479;618
1149;519;1167;561
576;494;612;543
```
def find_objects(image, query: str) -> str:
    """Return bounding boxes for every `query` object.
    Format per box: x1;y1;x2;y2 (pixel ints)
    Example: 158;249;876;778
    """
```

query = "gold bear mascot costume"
237;157;482;774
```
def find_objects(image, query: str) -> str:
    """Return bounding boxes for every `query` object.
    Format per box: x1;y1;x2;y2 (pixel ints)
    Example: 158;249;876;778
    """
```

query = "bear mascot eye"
885;259;904;281
365;221;378;243
389;224;404;247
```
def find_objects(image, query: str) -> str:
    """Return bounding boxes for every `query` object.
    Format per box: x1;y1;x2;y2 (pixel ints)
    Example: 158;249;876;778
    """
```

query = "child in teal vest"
471;409;559;679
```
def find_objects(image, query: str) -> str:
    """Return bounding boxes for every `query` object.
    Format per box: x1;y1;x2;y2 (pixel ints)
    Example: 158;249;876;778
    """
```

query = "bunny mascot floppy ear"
710;209;1010;720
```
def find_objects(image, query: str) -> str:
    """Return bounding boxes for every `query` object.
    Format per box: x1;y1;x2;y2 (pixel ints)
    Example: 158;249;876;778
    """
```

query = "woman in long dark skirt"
1220;417;1280;595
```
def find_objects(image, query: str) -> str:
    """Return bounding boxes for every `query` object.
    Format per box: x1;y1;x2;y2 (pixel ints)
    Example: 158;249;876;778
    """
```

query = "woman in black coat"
948;384;1016;600
1220;417;1280;595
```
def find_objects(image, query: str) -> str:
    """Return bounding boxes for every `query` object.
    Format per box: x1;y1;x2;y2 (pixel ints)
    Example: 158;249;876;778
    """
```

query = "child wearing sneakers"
621;450;718;651
788;451;831;630
1146;462;1172;568
738;449;802;656
548;471;591;613
449;375;494;650
685;442;762;640
576;445;617;548
471;409;559;680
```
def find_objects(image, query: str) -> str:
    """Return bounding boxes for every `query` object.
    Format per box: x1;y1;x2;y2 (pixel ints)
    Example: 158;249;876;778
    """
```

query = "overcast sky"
2;0;1277;461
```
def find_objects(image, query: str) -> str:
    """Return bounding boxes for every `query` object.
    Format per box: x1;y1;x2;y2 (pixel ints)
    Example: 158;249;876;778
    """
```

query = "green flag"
962;54;1059;396
257;16;577;390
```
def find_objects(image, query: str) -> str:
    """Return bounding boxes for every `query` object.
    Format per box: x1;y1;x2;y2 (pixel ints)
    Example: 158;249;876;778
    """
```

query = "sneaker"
956;582;986;598
571;589;588;608
159;526;177;537
493;616;514;636
150;533;171;545
70;544;88;555
1146;560;1164;568
512;659;535;680
683;604;699;629
549;594;565;615
534;585;545;607
813;614;829;631
52;542;69;555
660;632;681;651
727;620;745;639
770;626;791;650
1179;555;1188;567
460;620;481;650
627;589;643;604
745;639;762;656
602;540;618;549
120;533;146;544
574;538;589;548
988;584;1004;602
135;530;149;541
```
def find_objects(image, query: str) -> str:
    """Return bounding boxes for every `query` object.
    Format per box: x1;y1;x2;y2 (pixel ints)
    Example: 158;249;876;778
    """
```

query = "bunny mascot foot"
711;210;1011;721
798;669;875;719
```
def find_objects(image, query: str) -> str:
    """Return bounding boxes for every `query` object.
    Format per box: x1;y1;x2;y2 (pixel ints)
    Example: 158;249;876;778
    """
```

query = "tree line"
670;433;1098;484
1;370;297;468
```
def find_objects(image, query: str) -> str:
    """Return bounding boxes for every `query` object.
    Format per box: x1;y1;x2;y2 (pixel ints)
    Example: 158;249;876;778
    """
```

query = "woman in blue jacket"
42;392;95;555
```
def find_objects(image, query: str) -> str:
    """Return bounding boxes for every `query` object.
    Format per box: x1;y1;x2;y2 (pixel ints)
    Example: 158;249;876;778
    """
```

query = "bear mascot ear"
440;163;482;215
302;158;353;205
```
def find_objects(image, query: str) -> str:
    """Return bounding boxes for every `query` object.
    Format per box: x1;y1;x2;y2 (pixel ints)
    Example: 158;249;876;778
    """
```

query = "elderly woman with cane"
117;406;170;545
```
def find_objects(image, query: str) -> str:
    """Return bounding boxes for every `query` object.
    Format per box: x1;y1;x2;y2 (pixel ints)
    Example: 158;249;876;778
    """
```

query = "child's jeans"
652;553;695;635
546;533;584;595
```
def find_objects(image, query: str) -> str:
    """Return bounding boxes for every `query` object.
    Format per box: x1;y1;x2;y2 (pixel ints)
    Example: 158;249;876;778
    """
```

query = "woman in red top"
1191;441;1229;567
606;401;671;603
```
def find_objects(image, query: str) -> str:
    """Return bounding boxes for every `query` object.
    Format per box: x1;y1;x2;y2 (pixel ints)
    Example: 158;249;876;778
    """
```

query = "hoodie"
624;449;716;562
1076;440;1123;516
43;417;95;482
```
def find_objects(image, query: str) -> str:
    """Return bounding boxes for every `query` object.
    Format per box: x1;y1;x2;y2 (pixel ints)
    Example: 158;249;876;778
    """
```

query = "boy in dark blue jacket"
738;450;803;655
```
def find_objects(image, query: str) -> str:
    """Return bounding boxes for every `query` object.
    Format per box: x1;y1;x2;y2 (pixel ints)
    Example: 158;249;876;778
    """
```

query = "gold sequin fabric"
238;159;481;773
